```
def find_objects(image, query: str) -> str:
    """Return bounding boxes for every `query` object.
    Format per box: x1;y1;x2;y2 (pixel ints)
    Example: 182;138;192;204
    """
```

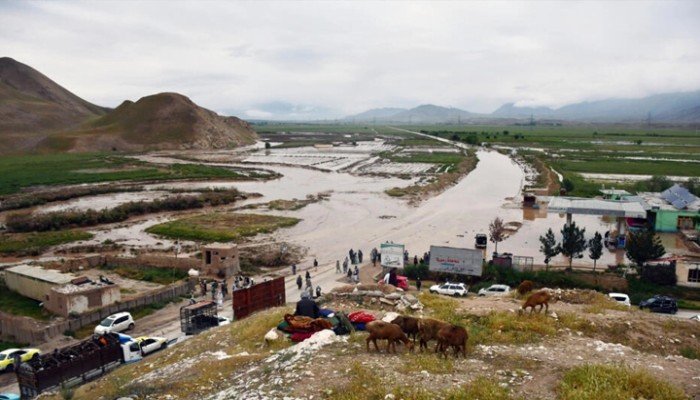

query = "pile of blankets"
277;309;356;342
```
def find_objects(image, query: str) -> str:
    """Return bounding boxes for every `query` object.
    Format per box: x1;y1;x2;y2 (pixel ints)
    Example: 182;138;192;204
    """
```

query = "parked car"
0;348;40;372
608;292;631;307
94;312;135;334
135;336;167;356
0;393;20;400
429;282;468;297
377;275;409;290
217;316;231;326
478;284;511;297
639;295;678;314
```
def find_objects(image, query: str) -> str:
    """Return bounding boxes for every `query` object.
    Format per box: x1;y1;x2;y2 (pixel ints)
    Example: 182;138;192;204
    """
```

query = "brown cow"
521;290;551;314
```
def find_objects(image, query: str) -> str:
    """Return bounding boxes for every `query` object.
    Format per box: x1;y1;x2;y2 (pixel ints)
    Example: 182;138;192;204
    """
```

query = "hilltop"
347;104;478;123
38;92;258;152
0;58;257;153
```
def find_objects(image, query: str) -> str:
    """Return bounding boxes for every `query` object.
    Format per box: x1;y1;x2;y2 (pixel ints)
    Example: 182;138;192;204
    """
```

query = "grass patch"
130;301;170;320
100;265;188;285
399;353;454;374
146;212;300;242
0;340;28;351
558;364;687;400
0;281;50;320
0;153;262;195
679;346;700;360
0;230;93;256
327;363;518;400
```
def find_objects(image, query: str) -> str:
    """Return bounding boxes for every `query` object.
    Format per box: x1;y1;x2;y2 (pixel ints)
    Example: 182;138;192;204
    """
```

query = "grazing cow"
522;290;551;314
365;320;414;353
390;315;420;343
417;318;450;352
436;324;468;358
517;280;534;296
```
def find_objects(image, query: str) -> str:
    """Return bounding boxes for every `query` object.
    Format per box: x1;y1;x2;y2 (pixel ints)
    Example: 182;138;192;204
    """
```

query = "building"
600;189;631;201
638;184;700;232
4;265;75;302
676;259;700;289
45;280;121;316
4;265;121;316
202;243;240;278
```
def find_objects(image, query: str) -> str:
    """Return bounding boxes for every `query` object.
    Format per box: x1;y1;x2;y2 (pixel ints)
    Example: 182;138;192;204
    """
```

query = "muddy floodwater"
46;146;661;268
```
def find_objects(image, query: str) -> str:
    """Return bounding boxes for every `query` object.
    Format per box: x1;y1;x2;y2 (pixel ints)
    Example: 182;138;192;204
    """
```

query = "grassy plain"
0;280;50;320
0;230;93;256
0;153;260;195
146;212;300;242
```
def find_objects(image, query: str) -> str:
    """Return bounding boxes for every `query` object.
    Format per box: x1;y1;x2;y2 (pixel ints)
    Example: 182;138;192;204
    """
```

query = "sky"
2;0;700;120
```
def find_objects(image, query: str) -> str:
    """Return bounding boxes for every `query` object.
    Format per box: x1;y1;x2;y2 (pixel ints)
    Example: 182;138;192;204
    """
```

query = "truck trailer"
16;333;141;399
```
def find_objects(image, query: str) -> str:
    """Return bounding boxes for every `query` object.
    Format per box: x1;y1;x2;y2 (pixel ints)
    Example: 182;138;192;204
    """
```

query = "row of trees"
538;222;666;272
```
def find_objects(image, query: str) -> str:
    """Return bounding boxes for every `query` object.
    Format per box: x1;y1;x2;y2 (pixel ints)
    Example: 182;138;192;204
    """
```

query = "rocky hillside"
40;92;258;152
0;58;257;153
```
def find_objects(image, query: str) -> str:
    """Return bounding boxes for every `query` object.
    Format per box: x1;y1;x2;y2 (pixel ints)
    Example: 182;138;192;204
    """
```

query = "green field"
0;230;93;256
0;153;262;195
146;212;300;242
0;280;50;320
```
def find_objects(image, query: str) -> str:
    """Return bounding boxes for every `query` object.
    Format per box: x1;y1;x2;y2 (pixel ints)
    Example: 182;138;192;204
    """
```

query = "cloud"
1;0;699;119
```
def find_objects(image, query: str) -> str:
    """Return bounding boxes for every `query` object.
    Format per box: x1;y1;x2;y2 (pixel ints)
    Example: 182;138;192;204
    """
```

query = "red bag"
348;311;376;323
290;332;315;342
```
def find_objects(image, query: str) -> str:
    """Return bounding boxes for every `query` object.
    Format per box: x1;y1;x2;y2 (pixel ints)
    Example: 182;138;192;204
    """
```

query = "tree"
588;231;603;272
539;228;559;271
626;229;665;271
557;222;586;271
489;217;506;254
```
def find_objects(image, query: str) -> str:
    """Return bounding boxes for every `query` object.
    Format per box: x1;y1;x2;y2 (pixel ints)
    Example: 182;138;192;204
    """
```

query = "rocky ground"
39;289;700;400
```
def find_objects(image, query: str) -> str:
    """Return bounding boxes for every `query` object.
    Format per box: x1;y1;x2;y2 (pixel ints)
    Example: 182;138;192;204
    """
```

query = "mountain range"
347;91;700;124
0;57;257;153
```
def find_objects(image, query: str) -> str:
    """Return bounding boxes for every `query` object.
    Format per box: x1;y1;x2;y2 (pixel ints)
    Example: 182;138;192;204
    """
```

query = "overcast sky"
2;1;700;120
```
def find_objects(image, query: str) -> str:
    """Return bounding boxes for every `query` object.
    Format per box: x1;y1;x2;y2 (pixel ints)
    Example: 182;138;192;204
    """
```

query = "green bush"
404;262;430;279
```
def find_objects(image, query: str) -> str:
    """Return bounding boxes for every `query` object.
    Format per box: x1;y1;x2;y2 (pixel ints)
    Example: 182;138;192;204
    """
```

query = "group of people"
295;270;322;298
409;251;431;266
196;275;257;304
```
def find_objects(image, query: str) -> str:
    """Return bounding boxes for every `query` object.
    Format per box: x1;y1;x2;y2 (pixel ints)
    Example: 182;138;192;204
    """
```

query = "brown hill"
40;92;258;152
0;58;257;153
0;57;107;131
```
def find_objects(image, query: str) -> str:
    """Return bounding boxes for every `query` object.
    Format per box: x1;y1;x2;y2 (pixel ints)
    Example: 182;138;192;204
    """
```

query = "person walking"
221;280;228;299
296;275;303;290
292;264;297;275
305;270;311;280
336;260;341;273
313;258;318;269
211;280;218;300
358;249;363;263
343;257;349;273
346;267;352;281
416;277;422;291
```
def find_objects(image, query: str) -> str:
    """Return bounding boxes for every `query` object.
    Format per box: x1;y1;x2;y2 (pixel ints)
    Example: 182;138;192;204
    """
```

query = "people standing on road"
414;255;418;266
416;277;422;291
352;268;359;283
292;264;297;275
315;285;322;298
348;249;354;263
305;276;312;291
313;258;318;269
336;260;341;273
354;265;359;276
200;280;207;297
221;280;228;298
211;281;219;300
343;257;349;273
358;250;363;263
347;267;352;281
305;270;311;280
296;275;303;290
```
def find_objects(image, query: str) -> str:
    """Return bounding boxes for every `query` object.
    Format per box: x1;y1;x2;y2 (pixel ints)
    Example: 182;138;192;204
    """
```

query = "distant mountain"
348;104;478;123
0;57;257;153
346;107;407;121
39;92;258;152
492;91;700;123
0;57;108;151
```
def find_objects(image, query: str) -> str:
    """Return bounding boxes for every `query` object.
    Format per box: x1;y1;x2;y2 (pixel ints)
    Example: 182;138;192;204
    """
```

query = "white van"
95;312;135;334
608;293;631;307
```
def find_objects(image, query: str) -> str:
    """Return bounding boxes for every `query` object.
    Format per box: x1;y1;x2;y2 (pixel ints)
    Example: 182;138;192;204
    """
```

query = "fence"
42;254;200;273
0;281;193;344
232;277;286;319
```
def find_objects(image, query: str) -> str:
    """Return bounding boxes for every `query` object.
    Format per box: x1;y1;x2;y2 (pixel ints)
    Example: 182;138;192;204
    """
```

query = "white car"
608;293;631;307
135;336;168;356
478;284;511;297
429;282;468;297
94;312;135;334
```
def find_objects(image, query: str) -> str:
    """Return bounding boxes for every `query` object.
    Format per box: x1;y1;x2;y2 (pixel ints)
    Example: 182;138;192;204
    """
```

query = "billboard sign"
429;245;483;276
380;243;405;269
